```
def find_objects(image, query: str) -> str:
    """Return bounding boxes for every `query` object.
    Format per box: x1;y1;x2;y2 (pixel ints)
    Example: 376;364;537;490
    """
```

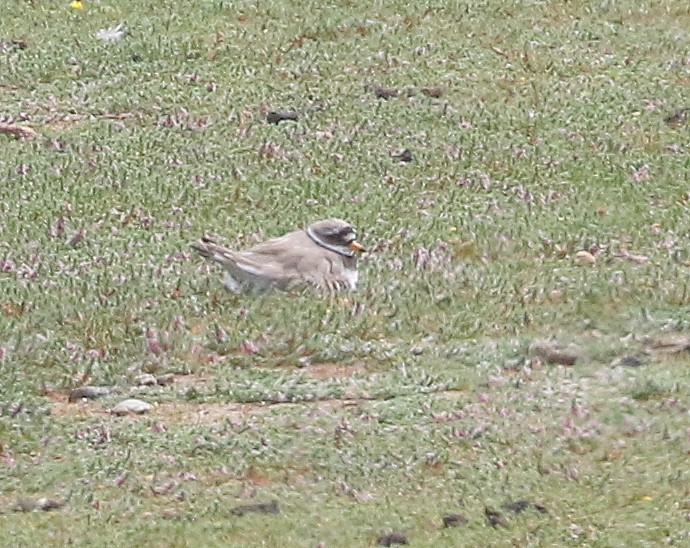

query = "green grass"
1;0;689;545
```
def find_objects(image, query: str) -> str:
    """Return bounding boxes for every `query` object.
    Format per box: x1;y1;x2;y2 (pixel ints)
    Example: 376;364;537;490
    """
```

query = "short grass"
1;0;689;546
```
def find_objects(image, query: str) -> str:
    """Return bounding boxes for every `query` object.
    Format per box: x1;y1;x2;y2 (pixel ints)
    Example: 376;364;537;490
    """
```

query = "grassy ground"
1;0;689;545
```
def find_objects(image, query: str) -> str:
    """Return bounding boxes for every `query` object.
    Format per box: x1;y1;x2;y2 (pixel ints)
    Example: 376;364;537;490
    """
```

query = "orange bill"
349;240;366;252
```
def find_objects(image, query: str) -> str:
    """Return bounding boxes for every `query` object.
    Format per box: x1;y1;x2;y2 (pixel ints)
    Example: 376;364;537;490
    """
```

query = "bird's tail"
190;237;234;264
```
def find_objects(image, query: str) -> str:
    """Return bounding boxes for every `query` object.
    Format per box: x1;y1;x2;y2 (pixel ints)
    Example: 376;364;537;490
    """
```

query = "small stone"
485;507;508;528
266;111;299;124
156;373;175;385
135;374;157;386
574;251;596;265
420;86;444;98
35;498;64;511
68;386;112;402
442;513;468;527
112;399;153;416
377;532;408;546
533;502;548;514
15;498;64;512
611;354;644;367
392;148;413;163
501;500;531;514
374;86;400;99
529;340;580;366
410;346;423;356
231;500;280;516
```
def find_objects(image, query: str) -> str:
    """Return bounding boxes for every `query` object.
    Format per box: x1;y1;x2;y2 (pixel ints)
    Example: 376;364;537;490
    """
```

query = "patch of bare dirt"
303;362;366;380
168;371;211;387
155;398;368;424
155;402;251;425
47;366;371;423
51;401;110;418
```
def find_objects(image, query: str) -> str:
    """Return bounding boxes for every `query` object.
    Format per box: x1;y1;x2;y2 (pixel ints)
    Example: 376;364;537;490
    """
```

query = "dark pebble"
231;500;279;516
485;507;508;528
443;513;468;527
266;111;299;124
377;532;408;546
68;386;112;402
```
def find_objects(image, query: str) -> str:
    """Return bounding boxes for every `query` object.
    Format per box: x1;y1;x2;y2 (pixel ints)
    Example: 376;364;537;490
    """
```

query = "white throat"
342;267;359;290
306;226;354;257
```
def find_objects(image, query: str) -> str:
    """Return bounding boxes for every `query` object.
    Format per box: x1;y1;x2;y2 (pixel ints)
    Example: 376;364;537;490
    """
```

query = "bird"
191;219;365;293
